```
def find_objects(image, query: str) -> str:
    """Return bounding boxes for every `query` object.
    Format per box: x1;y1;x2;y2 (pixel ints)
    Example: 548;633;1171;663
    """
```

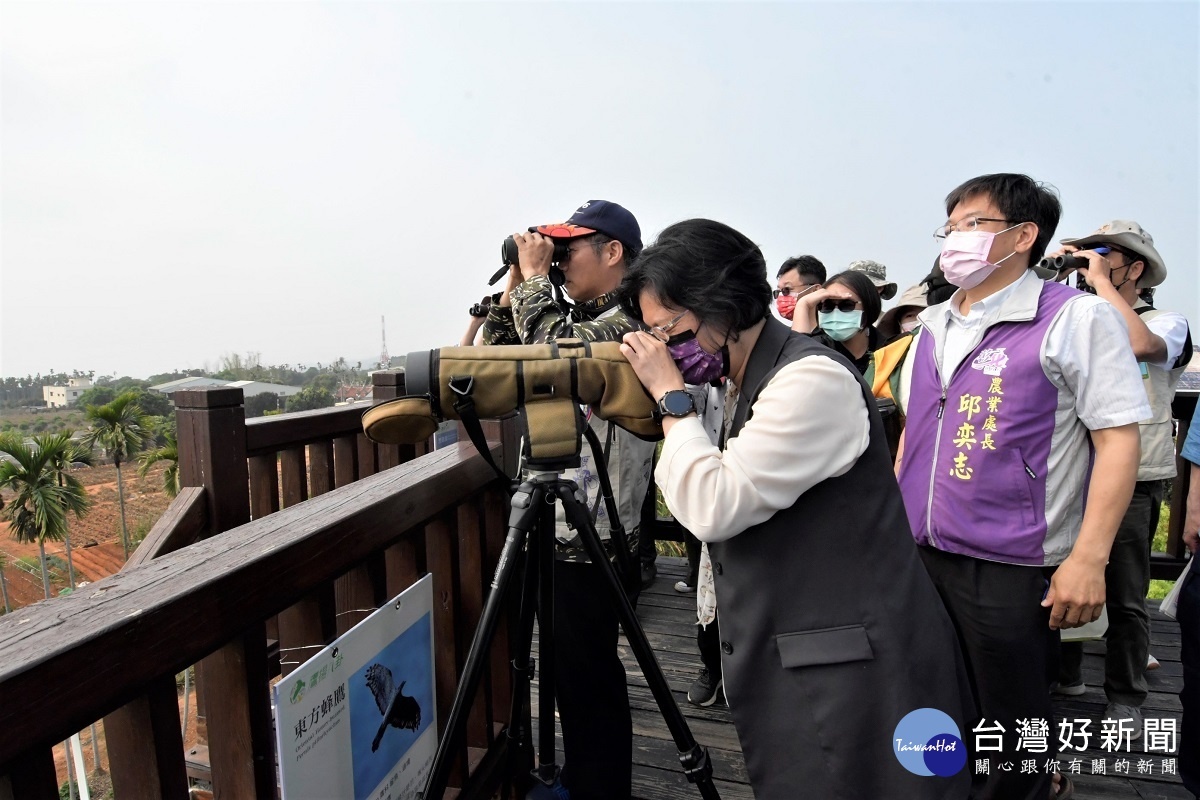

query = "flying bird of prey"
365;663;422;752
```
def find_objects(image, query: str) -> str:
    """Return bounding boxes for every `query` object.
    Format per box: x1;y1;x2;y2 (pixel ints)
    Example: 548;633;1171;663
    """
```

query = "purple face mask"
667;330;728;385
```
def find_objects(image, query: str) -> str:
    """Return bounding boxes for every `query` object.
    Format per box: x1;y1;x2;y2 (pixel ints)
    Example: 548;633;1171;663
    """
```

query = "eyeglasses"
772;284;819;299
649;310;689;342
933;216;1013;240
817;298;862;314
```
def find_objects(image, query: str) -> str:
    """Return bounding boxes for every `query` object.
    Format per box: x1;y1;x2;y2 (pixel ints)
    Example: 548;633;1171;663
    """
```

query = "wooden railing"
0;377;1194;798
0;372;518;799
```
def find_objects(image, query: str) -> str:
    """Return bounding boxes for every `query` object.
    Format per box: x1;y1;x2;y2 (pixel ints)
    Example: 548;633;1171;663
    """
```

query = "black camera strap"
447;375;511;484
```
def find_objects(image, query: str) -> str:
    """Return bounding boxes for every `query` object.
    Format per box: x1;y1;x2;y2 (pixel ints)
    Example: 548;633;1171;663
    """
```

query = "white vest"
1135;303;1189;481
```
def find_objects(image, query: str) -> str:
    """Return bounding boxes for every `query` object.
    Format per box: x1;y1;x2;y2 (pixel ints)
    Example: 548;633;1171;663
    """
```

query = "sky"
2;0;1197;380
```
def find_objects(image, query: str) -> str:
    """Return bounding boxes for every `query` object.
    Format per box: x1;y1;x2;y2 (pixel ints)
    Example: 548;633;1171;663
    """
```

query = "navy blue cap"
535;200;642;256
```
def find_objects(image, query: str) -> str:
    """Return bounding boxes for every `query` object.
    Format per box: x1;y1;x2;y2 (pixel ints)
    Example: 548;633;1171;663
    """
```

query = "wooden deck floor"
534;556;1189;800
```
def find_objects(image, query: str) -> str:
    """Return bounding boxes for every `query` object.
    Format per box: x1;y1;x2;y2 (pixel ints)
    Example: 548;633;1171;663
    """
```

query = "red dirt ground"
0;461;195;792
0;461;172;608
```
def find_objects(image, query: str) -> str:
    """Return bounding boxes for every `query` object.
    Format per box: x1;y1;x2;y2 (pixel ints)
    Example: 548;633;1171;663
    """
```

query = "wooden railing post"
102;675;188;799
372;369;407;469
175;387;251;538
174;388;275;796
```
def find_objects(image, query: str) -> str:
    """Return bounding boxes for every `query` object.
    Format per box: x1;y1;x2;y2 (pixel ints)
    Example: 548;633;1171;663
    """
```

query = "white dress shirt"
656;355;871;543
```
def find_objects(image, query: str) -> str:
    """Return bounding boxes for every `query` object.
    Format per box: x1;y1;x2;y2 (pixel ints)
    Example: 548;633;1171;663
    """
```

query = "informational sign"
274;575;437;800
433;420;459;450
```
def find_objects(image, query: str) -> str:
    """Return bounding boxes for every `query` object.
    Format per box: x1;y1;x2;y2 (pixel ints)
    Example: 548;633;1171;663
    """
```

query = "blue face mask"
818;309;864;342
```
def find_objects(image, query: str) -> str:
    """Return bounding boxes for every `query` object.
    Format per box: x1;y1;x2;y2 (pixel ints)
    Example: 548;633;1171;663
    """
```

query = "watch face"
660;390;693;417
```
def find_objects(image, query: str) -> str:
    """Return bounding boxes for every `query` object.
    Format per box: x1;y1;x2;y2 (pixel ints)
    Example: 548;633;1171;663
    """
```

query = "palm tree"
83;393;147;560
138;428;179;498
40;432;94;586
0;434;90;600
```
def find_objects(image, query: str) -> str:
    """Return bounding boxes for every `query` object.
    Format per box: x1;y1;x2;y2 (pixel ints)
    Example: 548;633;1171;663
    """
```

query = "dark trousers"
1060;480;1163;704
919;546;1056;800
552;560;632;800
683;528;718;673
697;613;721;676
683;529;701;587
1178;562;1200;796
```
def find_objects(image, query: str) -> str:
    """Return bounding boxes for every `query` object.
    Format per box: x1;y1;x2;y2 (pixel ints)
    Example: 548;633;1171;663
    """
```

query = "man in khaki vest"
1051;220;1193;734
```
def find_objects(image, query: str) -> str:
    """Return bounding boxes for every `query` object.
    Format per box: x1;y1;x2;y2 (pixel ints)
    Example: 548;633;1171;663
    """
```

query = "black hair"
587;232;637;267
618;219;770;338
777;254;827;283
944;173;1062;266
926;282;958;306
823;270;882;328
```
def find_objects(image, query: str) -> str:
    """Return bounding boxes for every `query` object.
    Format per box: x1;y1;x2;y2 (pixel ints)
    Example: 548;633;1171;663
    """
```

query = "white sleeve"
1043;297;1152;430
654;356;871;543
1144;311;1191;370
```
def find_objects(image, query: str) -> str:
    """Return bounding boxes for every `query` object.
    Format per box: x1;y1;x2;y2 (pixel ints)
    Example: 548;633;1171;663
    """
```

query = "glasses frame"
772;283;820;300
817;298;863;314
933;216;1013;240
650;310;689;343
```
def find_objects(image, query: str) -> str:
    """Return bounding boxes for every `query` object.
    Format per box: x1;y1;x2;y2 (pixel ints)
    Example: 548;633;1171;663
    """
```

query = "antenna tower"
380;316;390;369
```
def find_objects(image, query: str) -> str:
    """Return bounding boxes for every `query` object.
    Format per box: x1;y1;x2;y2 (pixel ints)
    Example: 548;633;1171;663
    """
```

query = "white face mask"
939;224;1022;289
900;318;920;334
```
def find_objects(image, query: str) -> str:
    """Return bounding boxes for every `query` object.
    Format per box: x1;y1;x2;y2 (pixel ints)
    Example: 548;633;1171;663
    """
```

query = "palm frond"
138;430;179;497
0;435;90;546
84;392;147;466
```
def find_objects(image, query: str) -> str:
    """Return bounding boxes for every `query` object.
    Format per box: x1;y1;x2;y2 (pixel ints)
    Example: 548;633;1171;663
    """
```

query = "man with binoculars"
1049;220;1192;739
480;199;654;800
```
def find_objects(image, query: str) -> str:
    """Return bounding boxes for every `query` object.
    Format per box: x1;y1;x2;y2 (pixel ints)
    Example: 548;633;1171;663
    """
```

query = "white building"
43;377;93;408
224;380;303;399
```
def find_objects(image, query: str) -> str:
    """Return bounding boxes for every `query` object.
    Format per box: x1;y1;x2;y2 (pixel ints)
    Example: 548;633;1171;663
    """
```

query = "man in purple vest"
896;174;1150;800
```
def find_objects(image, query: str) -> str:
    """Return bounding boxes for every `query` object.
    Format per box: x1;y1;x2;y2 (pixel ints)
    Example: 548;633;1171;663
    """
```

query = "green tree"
245;392;282;418
138;429;180;498
286;386;335;413
75;386;116;409
130;389;172;418
41;432;94;587
0;433;90;599
83;393;147;560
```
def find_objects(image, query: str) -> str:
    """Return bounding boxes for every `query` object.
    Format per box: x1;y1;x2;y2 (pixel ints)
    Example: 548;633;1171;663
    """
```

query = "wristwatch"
656;389;696;420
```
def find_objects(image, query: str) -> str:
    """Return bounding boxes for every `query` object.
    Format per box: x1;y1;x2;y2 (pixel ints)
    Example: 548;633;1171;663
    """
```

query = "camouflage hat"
847;259;897;300
1060;220;1166;287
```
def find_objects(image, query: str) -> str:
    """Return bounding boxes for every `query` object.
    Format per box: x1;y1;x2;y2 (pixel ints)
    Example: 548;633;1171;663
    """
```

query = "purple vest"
898;281;1076;565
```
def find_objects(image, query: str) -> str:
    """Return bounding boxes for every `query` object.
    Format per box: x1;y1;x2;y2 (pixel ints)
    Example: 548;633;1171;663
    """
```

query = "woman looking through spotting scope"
617;218;974;800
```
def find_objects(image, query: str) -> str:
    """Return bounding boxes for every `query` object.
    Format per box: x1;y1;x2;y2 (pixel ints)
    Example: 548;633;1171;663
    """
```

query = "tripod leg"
533;490;561;787
501;499;543;797
554;484;722;800
420;481;543;800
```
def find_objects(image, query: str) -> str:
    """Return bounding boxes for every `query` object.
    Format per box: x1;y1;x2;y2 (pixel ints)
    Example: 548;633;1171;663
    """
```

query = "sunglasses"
817;298;861;314
772;284;819;299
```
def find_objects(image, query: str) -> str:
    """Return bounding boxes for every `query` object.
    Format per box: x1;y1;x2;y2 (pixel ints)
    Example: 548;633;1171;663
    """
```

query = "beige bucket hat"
1059;220;1166;287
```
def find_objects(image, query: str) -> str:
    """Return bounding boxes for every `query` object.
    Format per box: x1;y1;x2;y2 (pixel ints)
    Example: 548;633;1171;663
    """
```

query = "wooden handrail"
244;405;369;456
0;442;500;769
124;487;208;569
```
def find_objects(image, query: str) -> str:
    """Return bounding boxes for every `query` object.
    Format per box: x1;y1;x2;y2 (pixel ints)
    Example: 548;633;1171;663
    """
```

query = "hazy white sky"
2;1;1197;379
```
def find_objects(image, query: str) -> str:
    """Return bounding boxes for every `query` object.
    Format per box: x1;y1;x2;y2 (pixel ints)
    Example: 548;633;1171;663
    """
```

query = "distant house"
43;377;93;408
225;380;303;399
149;377;301;400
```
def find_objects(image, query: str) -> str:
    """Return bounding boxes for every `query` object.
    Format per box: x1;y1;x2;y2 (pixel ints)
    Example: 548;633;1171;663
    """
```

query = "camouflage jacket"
480;275;641;345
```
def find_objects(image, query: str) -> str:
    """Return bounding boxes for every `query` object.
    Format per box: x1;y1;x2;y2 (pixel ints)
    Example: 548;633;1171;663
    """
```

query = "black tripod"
418;428;720;800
